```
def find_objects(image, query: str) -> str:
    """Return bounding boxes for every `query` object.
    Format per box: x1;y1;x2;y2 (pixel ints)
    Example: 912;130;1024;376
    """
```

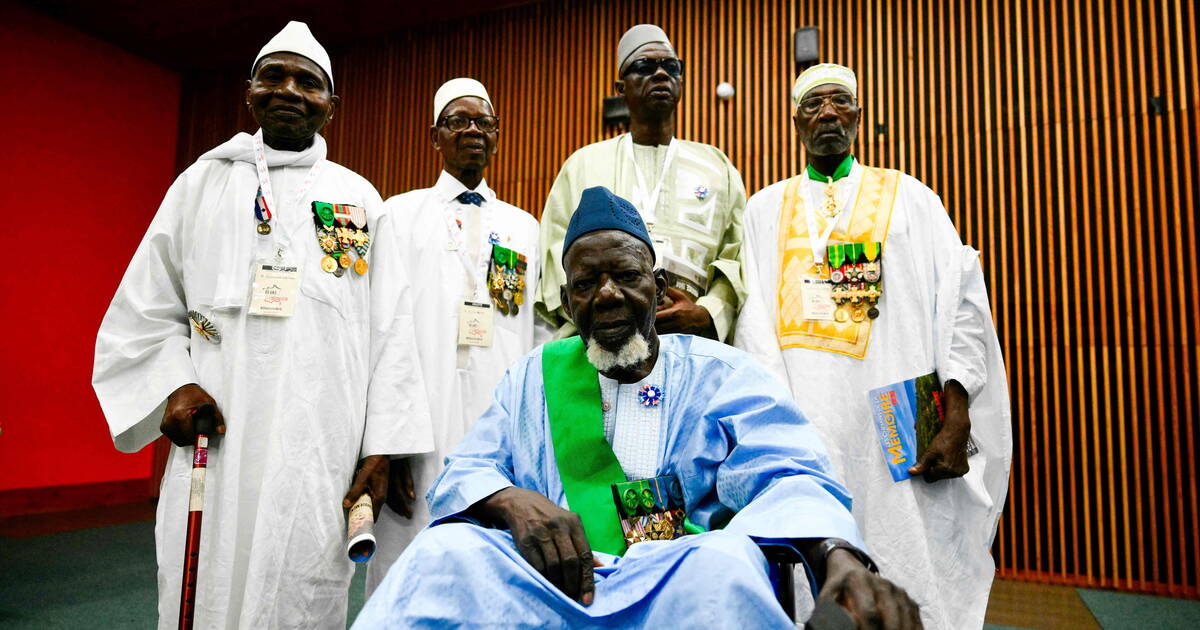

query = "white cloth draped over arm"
924;186;990;399
363;198;435;458
92;172;199;453
923;185;1013;540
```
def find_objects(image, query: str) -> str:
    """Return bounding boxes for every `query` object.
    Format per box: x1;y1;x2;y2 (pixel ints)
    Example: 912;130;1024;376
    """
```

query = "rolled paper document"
346;493;377;562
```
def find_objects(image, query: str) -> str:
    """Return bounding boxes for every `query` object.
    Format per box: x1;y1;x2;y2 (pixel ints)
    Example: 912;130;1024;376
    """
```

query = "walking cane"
178;403;216;630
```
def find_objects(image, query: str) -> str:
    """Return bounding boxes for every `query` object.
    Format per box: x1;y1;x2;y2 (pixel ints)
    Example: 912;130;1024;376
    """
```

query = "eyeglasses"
622;57;684;78
797;93;857;116
439;115;500;133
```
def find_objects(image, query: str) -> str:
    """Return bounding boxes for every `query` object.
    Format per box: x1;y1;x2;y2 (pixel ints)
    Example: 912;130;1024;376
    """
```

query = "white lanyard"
624;134;678;228
251;129;325;236
802;175;852;270
441;193;494;303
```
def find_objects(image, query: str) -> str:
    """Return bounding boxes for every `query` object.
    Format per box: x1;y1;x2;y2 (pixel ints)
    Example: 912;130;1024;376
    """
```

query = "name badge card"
249;265;300;317
458;301;494;347
800;277;836;321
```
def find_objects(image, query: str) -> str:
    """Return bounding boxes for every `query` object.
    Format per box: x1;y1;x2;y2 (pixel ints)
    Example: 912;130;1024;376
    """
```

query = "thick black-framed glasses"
622;57;684;78
439;114;500;133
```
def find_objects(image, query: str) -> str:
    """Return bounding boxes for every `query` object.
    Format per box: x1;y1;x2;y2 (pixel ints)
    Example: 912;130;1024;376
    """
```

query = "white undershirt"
599;359;666;480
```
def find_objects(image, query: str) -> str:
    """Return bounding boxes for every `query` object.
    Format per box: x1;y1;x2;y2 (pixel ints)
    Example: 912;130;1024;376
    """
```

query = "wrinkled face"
615;44;683;119
561;230;663;352
793;83;861;157
431;97;499;173
246;53;337;144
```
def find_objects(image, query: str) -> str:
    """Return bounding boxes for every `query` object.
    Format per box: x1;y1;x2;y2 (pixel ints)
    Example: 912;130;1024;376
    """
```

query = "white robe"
366;171;549;595
92;132;433;630
734;163;1012;630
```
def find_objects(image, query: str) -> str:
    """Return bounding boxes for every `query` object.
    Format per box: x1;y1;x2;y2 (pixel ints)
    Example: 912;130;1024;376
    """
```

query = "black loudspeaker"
794;27;820;72
603;96;629;128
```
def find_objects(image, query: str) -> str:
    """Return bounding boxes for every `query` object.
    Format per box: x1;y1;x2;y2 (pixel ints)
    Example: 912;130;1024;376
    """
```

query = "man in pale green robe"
535;24;746;342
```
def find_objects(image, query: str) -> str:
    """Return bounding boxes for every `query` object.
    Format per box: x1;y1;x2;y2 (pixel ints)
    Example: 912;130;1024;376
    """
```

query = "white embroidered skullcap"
617;24;676;72
252;21;334;92
792;63;857;108
432;78;493;124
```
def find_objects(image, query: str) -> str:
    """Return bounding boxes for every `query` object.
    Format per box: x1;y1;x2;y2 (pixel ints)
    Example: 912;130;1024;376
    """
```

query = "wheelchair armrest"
757;541;805;566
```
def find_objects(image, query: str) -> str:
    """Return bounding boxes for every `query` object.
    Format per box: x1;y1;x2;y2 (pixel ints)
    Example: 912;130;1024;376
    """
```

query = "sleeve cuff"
696;295;734;342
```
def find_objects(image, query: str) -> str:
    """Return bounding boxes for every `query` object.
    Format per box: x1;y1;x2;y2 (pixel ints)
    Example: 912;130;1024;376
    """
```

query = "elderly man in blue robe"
357;187;921;630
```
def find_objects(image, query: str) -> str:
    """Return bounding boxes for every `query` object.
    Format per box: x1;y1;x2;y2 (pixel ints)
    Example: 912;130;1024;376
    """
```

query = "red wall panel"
0;4;181;495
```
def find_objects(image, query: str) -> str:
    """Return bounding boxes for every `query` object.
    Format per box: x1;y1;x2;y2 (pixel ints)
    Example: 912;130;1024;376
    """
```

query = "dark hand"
160;383;226;446
819;550;922;629
386;456;417;518
655;287;717;339
475;487;595;605
908;380;971;482
344;455;389;520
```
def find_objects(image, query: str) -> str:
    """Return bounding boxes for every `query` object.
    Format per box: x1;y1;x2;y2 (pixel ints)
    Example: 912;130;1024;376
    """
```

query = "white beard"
585;331;651;372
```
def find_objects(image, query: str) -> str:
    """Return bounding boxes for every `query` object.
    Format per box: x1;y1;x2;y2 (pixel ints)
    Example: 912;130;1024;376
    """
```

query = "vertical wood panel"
174;0;1199;598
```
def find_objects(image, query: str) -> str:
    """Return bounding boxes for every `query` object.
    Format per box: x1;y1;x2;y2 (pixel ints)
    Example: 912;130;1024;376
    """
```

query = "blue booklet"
868;372;946;482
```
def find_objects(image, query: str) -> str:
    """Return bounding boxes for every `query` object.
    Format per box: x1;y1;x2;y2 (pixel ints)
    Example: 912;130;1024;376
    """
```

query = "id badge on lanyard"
250;129;324;317
442;194;495;346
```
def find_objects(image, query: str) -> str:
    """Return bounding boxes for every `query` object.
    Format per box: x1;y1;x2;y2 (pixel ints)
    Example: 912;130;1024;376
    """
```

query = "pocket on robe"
298;270;354;322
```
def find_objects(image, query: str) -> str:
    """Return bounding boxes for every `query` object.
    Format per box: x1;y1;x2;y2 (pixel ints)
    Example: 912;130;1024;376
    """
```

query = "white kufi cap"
433;78;493;124
792;63;857;108
252;21;334;92
617;24;675;72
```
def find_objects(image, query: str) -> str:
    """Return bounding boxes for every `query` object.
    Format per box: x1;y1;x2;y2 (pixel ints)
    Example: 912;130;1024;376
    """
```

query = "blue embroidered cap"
562;186;656;263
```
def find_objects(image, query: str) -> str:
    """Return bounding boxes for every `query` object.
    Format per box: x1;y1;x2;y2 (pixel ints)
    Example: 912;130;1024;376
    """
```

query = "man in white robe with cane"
92;21;433;629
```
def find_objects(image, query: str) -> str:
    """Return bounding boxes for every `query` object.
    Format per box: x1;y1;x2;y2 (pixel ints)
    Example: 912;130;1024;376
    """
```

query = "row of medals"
827;241;883;322
311;203;370;277
488;250;526;316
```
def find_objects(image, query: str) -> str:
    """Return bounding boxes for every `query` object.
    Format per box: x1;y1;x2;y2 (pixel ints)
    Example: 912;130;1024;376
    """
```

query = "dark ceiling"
27;0;541;71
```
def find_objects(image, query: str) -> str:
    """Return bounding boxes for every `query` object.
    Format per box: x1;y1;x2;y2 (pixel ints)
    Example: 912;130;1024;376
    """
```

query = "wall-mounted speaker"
794;27;820;73
603;96;629;128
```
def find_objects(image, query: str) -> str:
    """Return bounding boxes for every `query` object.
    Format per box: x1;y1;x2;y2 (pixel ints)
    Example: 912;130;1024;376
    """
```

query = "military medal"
827;244;846;284
312;202;370;280
821;179;838;217
638;384;664;407
834;306;850;322
254;188;272;236
863;241;882;283
489;245;528;316
332;203;353;226
188;310;221;344
313;202;336;227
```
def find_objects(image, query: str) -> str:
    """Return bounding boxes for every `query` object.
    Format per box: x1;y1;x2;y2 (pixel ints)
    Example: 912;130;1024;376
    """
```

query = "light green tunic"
535;134;748;341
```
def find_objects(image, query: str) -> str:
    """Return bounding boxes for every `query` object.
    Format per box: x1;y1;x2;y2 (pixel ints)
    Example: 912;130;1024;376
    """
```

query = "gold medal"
321;255;337;273
834;306;850;323
257;221;271;235
851;306;867;322
338;253;352;269
354;257;368;275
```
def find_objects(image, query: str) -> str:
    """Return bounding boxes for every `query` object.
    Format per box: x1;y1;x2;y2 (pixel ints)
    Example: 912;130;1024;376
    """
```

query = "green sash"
541;337;629;555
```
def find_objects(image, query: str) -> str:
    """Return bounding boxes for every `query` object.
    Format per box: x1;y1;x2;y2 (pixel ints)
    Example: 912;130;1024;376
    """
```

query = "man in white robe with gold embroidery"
92;22;433;628
536;24;747;342
734;64;1012;629
367;78;550;595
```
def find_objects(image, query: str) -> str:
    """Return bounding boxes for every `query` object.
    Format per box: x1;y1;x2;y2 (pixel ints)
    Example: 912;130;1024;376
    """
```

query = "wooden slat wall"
175;0;1199;597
